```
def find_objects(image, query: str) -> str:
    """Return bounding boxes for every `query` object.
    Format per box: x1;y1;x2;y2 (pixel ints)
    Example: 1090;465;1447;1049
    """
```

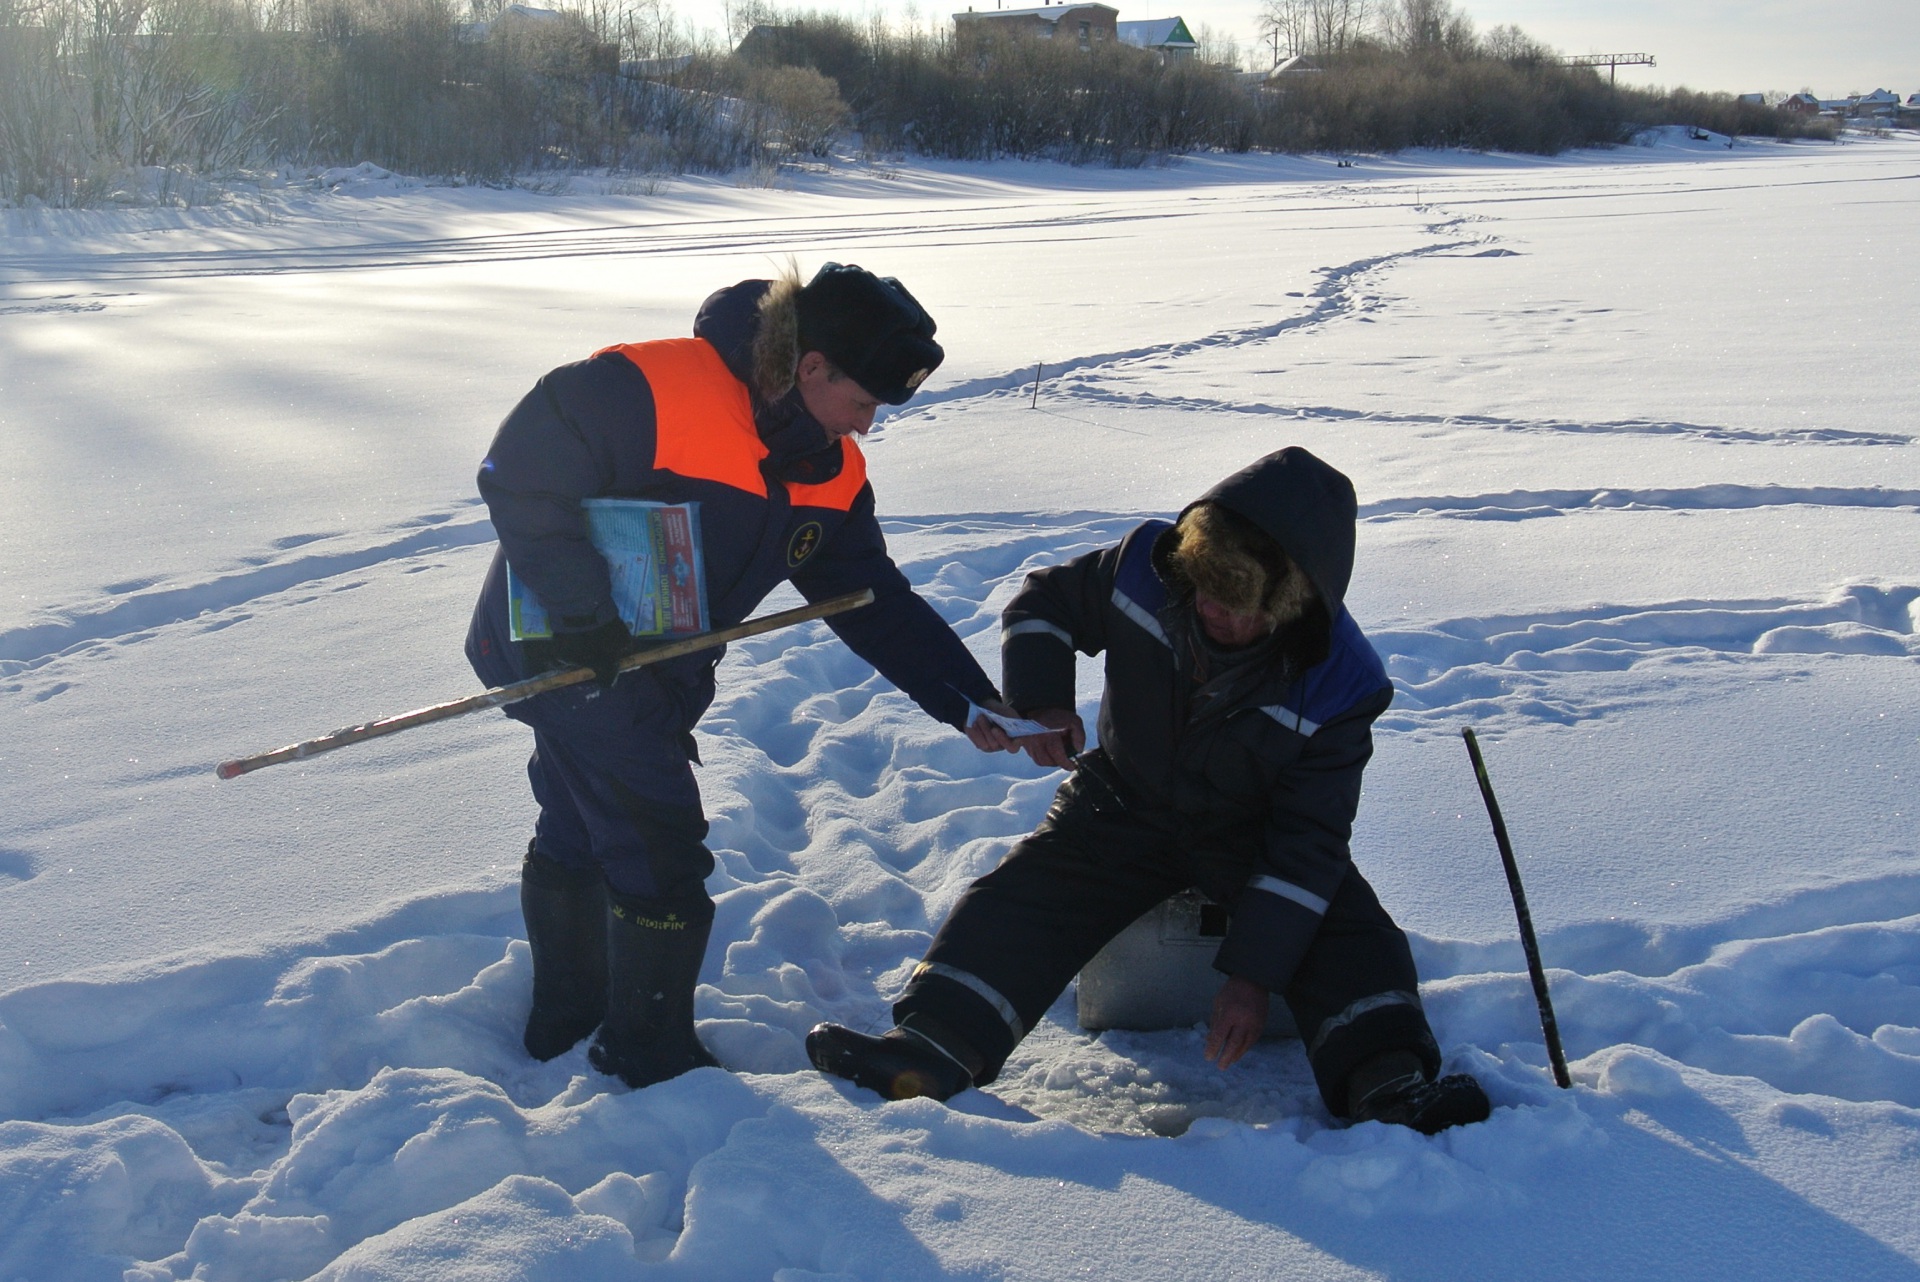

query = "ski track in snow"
898;216;1486;413
8;501;1912;717
1051;388;1916;448
887;203;1912;449
0;185;1396;285
0;505;493;676
1376;581;1920;734
1360;486;1920;519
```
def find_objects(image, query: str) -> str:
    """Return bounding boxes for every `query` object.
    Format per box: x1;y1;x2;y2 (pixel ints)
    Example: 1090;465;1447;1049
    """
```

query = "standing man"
808;447;1491;1134
468;263;1012;1090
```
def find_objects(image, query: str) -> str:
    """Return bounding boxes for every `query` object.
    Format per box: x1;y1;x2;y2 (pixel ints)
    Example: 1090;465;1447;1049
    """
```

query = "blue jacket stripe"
1275;607;1390;732
1111;521;1172;647
1110;588;1171;647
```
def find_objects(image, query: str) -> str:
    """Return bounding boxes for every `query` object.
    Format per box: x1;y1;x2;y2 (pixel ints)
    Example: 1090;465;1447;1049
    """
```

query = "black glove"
548;619;635;688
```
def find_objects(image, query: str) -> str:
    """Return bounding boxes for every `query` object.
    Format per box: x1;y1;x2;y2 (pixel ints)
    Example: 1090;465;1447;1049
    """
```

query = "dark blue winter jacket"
999;448;1394;993
466;280;999;736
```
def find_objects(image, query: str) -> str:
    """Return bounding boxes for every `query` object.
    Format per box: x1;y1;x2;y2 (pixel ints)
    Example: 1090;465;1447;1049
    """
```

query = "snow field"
3;135;1919;1278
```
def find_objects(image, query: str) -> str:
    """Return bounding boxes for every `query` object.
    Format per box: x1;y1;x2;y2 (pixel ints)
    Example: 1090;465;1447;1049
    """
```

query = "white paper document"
966;700;1061;739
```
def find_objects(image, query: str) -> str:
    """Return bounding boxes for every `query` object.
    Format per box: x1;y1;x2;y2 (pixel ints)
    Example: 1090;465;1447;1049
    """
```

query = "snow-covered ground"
3;130;1918;1280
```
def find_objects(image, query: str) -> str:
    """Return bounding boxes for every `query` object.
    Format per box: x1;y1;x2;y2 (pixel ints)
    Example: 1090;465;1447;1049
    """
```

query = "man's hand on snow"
1011;707;1085;769
1205;975;1269;1070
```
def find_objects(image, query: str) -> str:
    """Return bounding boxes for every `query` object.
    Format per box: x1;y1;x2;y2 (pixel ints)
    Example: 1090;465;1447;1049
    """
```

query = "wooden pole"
215;589;876;780
1461;727;1573;1088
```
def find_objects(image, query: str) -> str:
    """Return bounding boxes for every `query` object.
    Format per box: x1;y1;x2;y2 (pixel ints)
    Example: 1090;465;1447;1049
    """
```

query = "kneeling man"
808;447;1489;1134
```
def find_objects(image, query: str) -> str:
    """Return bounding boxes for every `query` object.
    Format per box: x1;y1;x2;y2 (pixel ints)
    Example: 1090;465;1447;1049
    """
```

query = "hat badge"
905;368;931;390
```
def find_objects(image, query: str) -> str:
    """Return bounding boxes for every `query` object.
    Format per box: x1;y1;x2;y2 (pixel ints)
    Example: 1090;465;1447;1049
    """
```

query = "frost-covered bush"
739;64;847;159
0;0;279;206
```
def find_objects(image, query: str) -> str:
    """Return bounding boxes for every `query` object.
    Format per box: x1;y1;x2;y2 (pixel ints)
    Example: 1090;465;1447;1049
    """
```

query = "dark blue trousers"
897;760;1441;1116
506;669;714;903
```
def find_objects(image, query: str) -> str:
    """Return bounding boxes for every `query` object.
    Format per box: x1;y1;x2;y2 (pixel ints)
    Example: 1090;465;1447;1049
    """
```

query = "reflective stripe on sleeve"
912;962;1025;1038
1004;619;1075;647
1247;874;1330;916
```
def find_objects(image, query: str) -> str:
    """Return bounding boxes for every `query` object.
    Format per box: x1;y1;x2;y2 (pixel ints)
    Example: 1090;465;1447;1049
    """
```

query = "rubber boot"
519;844;609;1062
588;891;720;1089
1346;1049;1490;1135
806;1013;981;1102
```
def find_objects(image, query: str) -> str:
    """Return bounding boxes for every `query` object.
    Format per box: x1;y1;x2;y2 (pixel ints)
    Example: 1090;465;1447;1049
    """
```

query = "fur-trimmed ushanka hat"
792;262;944;405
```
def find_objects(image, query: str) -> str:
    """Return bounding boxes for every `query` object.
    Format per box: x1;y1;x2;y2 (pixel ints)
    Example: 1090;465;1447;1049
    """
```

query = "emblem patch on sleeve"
787;521;823;567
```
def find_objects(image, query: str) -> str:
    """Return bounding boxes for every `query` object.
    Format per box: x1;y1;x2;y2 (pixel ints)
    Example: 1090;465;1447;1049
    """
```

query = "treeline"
709;6;1837;159
0;0;1838;207
0;0;769;203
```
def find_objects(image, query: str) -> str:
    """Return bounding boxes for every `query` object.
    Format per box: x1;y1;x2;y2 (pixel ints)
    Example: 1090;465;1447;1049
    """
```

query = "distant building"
954;4;1119;51
1115;17;1197;63
734;23;804;65
1852;88;1900;118
1782;92;1822;115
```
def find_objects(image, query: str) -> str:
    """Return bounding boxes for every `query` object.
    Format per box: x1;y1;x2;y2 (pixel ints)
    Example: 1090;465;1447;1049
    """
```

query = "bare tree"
1259;0;1367;58
1312;0;1370;55
1481;22;1551;64
1258;0;1307;64
1193;21;1240;70
1378;0;1474;54
1259;0;1368;59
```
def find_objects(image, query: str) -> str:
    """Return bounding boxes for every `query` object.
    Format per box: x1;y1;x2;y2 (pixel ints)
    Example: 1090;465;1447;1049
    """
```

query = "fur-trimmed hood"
693;272;848;475
693;270;802;404
1175;447;1358;615
1146;447;1357;675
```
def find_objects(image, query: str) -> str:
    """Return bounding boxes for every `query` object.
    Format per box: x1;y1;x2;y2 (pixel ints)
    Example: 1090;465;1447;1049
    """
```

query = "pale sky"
670;0;1916;97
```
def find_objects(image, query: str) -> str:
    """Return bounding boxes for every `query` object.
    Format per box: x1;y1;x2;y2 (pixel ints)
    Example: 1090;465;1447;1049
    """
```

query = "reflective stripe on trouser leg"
898;773;1190;1083
1307;990;1424;1058
1280;863;1441;1117
911;962;1025;1039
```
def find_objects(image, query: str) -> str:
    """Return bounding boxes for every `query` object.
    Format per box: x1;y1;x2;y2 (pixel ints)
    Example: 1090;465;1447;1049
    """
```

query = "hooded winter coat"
998;447;1393;992
466;278;999;736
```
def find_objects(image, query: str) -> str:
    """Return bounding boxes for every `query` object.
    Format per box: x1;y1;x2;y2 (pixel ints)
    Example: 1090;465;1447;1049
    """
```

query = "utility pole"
1560;52;1656;85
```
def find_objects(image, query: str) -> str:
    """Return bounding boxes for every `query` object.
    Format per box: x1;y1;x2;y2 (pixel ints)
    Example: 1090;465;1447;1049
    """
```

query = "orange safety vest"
595;338;868;512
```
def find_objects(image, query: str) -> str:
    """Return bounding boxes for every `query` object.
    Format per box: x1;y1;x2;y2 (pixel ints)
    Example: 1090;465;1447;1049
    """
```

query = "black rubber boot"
1347;1050;1491;1135
806;1014;981;1102
519;844;609;1062
588;891;720;1089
